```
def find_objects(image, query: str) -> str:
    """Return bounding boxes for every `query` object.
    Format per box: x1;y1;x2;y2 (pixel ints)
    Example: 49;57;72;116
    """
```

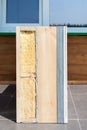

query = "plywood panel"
16;27;58;123
0;65;16;74
68;36;87;44
0;55;16;65
0;36;16;84
38;27;57;123
0;36;16;54
68;64;87;79
68;35;87;84
68;80;87;84
17;30;36;123
68;43;87;54
68;54;87;65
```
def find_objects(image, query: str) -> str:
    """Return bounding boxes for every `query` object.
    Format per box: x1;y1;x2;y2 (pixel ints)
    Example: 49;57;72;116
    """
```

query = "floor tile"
0;84;86;130
0;85;9;94
66;120;80;130
0;115;80;130
0;114;15;121
0;118;80;130
0;120;16;130
70;85;87;95
73;94;87;119
0;112;16;122
15;120;80;130
80;120;87;130
68;88;77;119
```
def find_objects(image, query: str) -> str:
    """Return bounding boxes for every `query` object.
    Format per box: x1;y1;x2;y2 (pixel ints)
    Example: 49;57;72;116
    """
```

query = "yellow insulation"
21;78;36;119
20;31;36;74
20;31;36;119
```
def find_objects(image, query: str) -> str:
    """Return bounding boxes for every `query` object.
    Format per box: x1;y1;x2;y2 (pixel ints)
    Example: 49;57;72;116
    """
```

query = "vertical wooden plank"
38;27;57;123
16;27;21;123
16;29;36;123
16;26;68;124
57;26;68;123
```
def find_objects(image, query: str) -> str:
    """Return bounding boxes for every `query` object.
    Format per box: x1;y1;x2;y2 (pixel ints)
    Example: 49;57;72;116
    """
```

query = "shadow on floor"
0;84;16;122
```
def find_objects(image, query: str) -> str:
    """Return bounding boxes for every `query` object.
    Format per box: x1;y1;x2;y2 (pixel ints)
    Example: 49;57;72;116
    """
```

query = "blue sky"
50;0;87;24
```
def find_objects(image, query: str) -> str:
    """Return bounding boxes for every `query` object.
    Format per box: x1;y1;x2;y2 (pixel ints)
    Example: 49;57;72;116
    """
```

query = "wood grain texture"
68;80;87;85
38;27;57;123
68;36;87;84
16;27;21;123
0;36;16;83
16;27;58;123
16;29;36;123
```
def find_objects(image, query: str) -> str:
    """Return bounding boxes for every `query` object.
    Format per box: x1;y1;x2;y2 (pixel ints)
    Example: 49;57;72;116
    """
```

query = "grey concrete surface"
0;84;86;130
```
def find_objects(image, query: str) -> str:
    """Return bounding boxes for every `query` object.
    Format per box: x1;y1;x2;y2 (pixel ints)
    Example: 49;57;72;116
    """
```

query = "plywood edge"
0;81;16;84
17;118;36;123
68;80;87;85
18;26;56;32
19;26;37;32
16;27;21;123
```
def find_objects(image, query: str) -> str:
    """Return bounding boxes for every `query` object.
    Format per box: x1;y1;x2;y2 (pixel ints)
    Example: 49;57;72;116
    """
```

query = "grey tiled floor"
0;85;87;130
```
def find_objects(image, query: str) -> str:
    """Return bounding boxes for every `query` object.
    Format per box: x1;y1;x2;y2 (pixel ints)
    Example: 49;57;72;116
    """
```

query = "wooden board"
68;36;87;84
16;30;36;123
16;26;67;123
0;36;16;84
38;27;57;123
1;34;87;85
16;27;57;123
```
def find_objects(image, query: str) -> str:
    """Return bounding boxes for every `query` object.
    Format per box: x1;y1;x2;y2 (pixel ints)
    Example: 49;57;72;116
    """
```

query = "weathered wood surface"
16;30;36;123
68;36;87;84
0;36;16;84
1;35;87;85
16;27;57;123
37;27;57;123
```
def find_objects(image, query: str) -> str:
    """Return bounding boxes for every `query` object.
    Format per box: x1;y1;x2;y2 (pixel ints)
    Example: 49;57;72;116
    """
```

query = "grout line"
69;119;87;120
78;119;87;121
69;86;82;130
71;93;87;96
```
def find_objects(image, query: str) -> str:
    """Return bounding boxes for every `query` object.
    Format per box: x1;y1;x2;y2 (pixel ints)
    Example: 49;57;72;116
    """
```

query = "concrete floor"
0;85;87;130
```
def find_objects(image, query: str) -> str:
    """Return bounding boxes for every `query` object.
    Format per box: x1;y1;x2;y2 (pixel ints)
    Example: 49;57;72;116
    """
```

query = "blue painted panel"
6;0;39;23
